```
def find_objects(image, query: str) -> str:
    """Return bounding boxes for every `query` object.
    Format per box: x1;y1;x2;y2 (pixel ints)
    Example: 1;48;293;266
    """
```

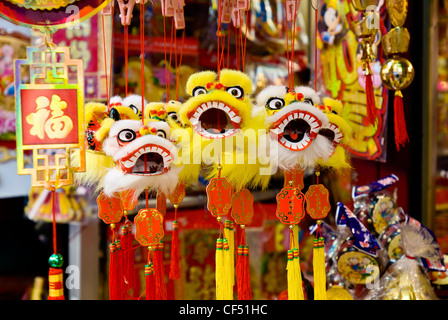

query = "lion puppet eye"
192;86;207;96
117;129;136;143
266;97;285;110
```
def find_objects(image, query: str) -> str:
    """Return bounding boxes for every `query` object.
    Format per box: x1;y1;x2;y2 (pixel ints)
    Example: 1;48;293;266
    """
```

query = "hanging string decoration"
134;207;166;299
231;188;254;300
14;32;87;300
350;0;381;126
167;182;186;280
381;0;414;151
276;177;306;300
206;165;234;300
305;167;331;300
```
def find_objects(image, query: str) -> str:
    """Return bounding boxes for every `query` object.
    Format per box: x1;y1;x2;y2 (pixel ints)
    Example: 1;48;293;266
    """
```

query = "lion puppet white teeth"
255;85;333;172
101;119;181;200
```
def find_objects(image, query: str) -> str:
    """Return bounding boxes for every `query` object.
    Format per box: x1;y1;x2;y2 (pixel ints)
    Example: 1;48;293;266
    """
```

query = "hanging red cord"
241;9;249;73
51;187;57;254
284;0;292;89
101;8;114;109
216;0;223;76
235;21;240;70
163;15;169;102
175;29;185;100
124;25;129;96
140;3;145;122
101;14;110;108
313;1;318;91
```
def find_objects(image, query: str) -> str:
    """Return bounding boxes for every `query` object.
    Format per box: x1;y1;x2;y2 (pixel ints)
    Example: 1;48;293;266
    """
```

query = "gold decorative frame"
14;45;86;187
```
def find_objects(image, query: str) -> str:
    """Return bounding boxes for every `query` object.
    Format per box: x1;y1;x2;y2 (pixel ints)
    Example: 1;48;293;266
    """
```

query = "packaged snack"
364;222;445;300
335;203;381;286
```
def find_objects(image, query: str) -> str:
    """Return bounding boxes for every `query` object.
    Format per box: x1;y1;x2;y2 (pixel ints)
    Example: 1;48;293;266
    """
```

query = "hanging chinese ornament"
206;165;234;300
305;167;331;300
134;207;166;300
381;0;414;151
351;0;381;126
276;175;306;300
231;188;254;300
14;31;86;300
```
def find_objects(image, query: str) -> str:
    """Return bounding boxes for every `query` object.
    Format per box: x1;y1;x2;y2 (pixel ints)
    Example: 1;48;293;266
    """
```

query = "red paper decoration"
134;208;165;247
276;186;306;225
231;189;254;225
283;168;305;190
206;177;233;217
305;184;331;220
122;189;139;211
97;191;124;224
168;182;186;205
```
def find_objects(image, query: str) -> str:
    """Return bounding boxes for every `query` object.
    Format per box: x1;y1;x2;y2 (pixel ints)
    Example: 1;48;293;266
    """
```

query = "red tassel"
169;220;181;280
394;90;409;151
109;242;119;300
121;224;137;299
365;64;377;125
236;229;252;300
145;262;156;300
153;242;167;300
115;240;125;300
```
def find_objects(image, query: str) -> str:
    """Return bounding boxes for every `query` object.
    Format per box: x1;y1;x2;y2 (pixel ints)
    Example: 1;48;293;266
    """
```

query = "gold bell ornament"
351;0;381;126
381;0;414;151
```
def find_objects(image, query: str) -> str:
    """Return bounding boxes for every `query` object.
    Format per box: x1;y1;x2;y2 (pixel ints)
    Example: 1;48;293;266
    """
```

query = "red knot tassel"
115;240;125;300
109;242;119;300
48;268;65;300
365;64;377;126
236;228;252;300
394;90;409;151
169;220;181;280
145;262;156;300
153;242;167;300
121;224;137;299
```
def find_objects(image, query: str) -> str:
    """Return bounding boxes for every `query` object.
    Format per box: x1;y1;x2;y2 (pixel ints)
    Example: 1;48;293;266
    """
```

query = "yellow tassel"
286;249;297;300
215;238;225;300
222;238;234;300
224;220;235;287
286;225;304;300
313;236;327;300
293;248;304;300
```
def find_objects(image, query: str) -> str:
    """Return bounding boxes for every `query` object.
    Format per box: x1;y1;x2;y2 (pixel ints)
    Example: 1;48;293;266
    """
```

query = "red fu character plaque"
14;45;85;187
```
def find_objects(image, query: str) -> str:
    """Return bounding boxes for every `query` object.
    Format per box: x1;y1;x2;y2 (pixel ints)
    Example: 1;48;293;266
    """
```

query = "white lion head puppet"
75;95;182;203
254;85;334;174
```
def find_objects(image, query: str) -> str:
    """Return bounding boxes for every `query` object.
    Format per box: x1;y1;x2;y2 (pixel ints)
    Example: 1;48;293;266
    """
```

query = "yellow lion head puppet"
315;97;352;172
178;69;268;191
145;100;183;127
254;85;333;174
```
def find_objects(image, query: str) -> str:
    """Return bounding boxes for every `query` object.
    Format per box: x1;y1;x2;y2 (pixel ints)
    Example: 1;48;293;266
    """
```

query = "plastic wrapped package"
352;174;400;236
364;223;445;300
333;203;382;299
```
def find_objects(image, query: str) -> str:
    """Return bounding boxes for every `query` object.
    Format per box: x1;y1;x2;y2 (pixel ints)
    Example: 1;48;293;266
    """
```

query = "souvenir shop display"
3;0;447;302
